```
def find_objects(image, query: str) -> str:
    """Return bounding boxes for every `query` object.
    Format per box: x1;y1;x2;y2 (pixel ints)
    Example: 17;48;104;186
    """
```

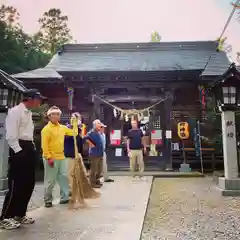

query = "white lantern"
212;63;240;111
222;86;236;104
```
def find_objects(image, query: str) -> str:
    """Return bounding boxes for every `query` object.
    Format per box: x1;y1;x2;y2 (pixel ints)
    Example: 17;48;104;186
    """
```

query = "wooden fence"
172;148;224;172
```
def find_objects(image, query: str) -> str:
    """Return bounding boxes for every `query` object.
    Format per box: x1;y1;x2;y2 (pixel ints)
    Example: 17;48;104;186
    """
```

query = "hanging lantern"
113;108;117;118
125;114;129;122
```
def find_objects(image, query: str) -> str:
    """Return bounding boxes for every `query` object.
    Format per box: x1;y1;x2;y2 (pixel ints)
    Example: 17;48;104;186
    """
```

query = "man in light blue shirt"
99;124;114;183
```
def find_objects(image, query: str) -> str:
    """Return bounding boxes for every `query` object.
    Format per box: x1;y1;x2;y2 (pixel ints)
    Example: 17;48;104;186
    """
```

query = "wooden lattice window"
152;116;161;129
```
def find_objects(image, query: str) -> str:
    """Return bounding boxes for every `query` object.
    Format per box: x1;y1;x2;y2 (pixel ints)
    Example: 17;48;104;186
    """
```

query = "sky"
1;0;240;60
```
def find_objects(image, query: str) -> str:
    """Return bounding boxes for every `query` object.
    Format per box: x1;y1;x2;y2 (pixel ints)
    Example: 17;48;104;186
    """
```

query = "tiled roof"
12;68;62;79
0;69;27;91
45;41;230;75
200;52;231;76
211;63;240;88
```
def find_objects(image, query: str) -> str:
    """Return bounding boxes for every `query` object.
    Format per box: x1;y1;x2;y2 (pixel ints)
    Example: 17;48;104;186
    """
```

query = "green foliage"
150;31;161;42
0;4;50;74
0;4;19;26
38;8;72;55
31;104;49;129
203;99;223;151
216;37;232;53
0;5;73;74
202;90;240;152
31;104;49;164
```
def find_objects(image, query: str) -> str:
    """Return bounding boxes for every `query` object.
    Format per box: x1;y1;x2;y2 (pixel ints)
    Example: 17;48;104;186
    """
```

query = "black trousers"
1;140;36;219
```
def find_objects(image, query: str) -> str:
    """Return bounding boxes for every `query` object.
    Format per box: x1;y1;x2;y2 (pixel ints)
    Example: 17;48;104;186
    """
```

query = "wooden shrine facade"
12;41;231;170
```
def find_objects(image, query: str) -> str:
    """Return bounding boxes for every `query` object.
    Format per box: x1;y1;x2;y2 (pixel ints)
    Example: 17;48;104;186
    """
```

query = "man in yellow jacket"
41;106;75;208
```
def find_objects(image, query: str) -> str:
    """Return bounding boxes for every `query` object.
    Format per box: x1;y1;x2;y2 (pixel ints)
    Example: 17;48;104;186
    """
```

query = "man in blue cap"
0;89;45;230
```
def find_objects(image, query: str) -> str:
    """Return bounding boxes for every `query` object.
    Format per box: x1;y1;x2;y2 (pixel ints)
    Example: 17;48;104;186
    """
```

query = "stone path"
0;182;59;212
0;176;152;240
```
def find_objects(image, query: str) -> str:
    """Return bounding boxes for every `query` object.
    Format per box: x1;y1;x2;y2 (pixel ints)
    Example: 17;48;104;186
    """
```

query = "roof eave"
12;68;63;80
0;69;27;92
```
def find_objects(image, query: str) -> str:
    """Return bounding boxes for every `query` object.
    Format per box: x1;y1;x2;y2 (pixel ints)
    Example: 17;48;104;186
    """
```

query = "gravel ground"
141;177;240;240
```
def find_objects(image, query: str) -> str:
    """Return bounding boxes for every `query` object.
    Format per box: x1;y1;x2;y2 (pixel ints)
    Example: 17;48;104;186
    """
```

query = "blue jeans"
43;158;69;203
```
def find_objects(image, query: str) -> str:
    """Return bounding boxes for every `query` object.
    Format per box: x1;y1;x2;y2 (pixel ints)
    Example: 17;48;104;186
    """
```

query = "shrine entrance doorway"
96;94;173;171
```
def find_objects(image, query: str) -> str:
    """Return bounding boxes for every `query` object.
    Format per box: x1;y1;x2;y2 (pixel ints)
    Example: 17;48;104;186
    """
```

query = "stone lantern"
0;70;27;195
211;63;240;196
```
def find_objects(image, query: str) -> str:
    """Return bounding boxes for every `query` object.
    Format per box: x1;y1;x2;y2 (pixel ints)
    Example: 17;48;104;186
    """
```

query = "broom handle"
71;117;85;204
72;119;79;158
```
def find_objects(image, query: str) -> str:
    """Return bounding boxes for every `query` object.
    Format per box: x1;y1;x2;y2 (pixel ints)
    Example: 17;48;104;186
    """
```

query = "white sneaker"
0;218;21;230
15;216;35;224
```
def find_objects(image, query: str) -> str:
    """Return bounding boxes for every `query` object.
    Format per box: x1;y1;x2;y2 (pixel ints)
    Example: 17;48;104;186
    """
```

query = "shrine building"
12;41;231;171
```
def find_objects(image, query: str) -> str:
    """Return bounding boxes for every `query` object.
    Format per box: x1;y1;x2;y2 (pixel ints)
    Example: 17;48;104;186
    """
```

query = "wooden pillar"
89;89;95;126
66;85;74;117
164;91;173;170
94;97;100;119
104;106;112;136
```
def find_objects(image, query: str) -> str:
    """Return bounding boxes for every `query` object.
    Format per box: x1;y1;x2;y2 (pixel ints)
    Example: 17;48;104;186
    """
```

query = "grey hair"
93;119;100;128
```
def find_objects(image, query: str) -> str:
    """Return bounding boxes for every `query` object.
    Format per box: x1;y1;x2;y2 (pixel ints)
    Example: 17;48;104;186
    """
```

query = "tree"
0;4;50;74
38;8;72;55
0;4;19;27
201;98;223;151
150;31;161;42
0;21;50;73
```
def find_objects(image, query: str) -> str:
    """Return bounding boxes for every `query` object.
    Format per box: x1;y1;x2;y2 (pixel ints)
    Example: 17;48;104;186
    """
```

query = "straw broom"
69;116;87;209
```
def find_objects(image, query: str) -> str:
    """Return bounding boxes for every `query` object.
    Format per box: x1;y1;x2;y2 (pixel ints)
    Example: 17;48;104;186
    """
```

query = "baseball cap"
93;119;107;128
23;89;47;100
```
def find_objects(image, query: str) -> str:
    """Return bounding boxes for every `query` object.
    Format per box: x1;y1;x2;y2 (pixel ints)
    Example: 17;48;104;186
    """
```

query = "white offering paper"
166;130;172;139
115;148;122;157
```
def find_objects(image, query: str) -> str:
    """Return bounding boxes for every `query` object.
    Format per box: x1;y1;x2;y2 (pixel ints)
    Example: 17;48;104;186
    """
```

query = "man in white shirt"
0;89;44;230
99;123;114;183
